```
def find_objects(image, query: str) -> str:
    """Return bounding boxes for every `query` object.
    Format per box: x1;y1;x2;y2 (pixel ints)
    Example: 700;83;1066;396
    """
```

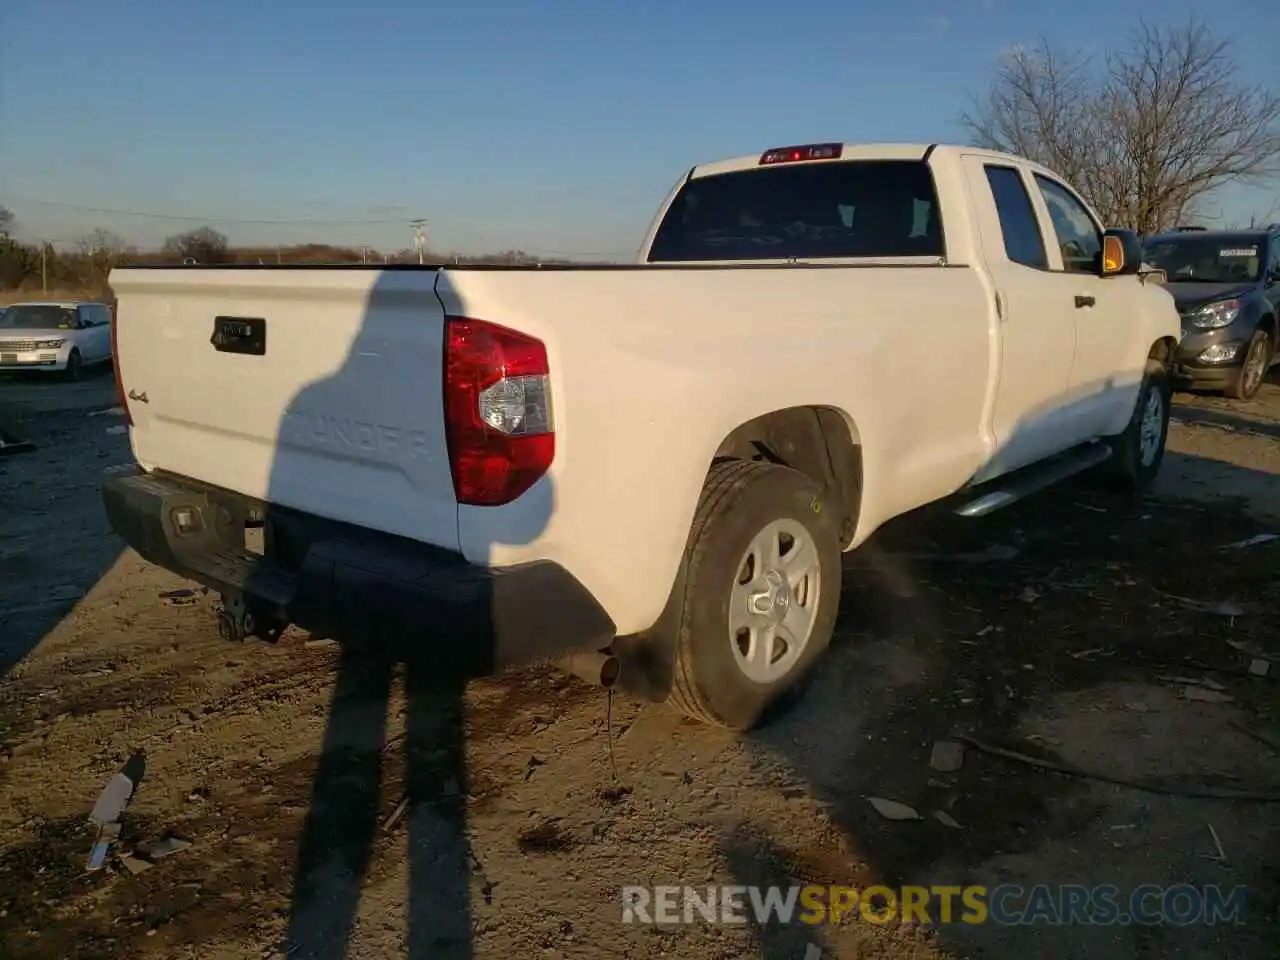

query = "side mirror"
1100;228;1142;277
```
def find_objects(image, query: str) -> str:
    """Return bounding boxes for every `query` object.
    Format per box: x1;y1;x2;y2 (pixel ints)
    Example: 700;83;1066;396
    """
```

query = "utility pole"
40;243;48;292
359;243;370;264
410;219;427;264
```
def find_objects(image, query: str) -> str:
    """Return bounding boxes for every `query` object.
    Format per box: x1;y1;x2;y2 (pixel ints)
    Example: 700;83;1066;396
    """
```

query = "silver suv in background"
0;301;115;381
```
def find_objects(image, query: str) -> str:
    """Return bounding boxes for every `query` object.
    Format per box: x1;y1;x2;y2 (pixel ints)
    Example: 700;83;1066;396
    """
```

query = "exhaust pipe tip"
556;651;621;689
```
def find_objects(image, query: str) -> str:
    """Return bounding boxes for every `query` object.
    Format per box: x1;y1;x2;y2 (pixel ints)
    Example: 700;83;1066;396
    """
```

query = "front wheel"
664;460;843;731
1226;329;1271;401
1104;358;1171;493
63;349;83;382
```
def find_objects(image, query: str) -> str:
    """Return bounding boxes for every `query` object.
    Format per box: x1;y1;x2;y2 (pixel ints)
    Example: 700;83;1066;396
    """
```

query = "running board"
952;443;1113;518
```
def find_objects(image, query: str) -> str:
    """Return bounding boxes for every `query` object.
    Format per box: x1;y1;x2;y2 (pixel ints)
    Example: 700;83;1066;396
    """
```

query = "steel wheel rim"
1139;385;1164;466
728;518;822;684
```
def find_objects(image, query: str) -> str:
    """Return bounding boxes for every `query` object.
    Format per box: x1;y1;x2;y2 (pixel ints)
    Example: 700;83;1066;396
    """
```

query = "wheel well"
1260;313;1278;341
711;406;862;547
1148;337;1177;366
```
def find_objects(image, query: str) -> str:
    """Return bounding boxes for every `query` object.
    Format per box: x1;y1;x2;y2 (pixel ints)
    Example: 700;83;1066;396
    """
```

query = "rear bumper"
101;466;616;671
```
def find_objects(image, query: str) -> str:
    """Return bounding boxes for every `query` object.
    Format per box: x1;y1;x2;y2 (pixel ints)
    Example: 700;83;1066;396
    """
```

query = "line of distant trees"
0;214;581;297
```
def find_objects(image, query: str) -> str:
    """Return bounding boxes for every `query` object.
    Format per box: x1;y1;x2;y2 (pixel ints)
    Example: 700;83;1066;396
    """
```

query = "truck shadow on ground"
0;372;126;680
728;455;1280;958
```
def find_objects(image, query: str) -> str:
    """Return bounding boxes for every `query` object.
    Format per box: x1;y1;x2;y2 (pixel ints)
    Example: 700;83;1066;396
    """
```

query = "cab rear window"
647;160;943;262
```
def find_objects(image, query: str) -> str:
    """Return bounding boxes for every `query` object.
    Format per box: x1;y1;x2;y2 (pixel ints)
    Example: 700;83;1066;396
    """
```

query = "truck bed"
110;259;993;634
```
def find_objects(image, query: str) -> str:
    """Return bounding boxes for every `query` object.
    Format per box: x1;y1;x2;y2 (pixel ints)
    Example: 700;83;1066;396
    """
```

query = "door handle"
211;316;267;356
1074;295;1096;309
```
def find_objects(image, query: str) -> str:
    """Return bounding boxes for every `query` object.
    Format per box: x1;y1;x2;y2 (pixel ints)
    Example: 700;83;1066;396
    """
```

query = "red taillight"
443;316;554;506
109;303;132;426
759;143;843;165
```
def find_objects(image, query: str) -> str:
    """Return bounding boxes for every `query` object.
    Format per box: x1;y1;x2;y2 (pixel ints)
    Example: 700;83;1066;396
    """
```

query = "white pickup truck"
102;142;1179;730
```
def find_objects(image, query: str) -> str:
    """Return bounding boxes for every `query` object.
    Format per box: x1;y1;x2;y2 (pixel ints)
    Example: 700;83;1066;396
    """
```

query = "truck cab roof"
688;142;1046;179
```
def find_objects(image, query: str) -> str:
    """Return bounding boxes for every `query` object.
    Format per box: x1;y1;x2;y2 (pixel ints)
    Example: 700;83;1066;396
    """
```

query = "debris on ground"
929;741;965;773
1182;686;1234;704
0;429;36;456
105;424;128;436
933;810;962;829
1069;647;1113;660
116;835;191;875
959;735;1280;801
1249;659;1271;677
135;835;192;860
1220;533;1278;550
87;406;125;418
867;797;921;821
159;588;198;606
87;822;121;871
1020;586;1041;603
118;854;154;875
900;543;1019;563
1158;674;1226;691
1203;823;1228;864
86;752;146;871
1228;639;1278;663
383;795;410;832
1165;594;1246;617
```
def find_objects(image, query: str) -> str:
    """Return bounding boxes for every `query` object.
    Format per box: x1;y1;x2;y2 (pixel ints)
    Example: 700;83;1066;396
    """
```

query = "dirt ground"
2;366;1279;960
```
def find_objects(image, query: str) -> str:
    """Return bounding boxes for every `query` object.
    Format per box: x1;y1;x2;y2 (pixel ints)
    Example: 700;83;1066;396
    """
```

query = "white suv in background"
0;301;115;380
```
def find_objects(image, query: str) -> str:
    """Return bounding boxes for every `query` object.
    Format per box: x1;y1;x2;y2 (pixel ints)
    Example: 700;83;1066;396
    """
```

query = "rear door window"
983;166;1048;270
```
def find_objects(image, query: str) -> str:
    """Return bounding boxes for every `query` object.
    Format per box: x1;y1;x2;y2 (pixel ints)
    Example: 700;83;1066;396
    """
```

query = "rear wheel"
1226;329;1271;401
665;460;842;731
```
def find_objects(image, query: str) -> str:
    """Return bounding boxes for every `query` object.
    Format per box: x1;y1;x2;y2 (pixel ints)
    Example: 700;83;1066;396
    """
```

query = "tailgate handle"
211;316;266;356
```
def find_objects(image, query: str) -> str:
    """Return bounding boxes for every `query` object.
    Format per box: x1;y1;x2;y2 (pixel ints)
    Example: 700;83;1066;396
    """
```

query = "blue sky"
3;0;1278;257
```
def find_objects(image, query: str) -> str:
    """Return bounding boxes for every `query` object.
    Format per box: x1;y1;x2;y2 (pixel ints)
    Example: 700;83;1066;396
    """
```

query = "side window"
95;305;110;326
1034;175;1102;274
75;306;92;327
1269;240;1280;283
984;165;1048;269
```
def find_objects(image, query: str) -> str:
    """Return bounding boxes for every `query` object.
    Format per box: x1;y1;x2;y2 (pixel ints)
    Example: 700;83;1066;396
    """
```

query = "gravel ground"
1;367;1279;960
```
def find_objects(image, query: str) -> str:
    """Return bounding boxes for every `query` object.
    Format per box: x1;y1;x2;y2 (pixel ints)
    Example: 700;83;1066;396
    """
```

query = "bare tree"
76;228;129;259
162;226;230;263
0;205;14;237
961;21;1280;234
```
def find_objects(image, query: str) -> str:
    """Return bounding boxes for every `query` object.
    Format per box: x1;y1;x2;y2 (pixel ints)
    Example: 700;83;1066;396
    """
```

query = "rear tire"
1104;358;1171;493
1225;329;1270;401
665;460;842;731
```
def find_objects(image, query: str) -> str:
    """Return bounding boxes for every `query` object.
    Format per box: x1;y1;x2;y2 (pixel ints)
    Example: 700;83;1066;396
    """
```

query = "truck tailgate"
110;267;460;551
